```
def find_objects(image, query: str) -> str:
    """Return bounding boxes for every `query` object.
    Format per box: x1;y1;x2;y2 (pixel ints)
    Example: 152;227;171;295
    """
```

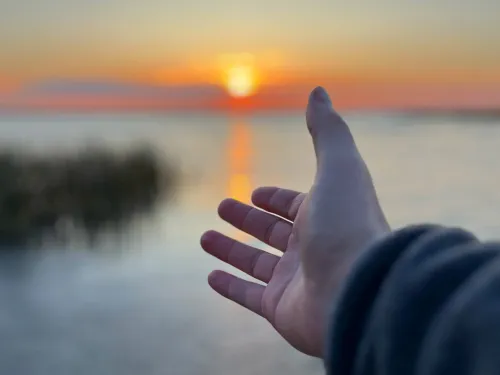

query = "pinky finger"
208;270;265;317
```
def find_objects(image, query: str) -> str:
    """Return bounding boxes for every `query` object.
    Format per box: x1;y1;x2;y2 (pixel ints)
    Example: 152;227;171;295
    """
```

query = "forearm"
325;224;500;375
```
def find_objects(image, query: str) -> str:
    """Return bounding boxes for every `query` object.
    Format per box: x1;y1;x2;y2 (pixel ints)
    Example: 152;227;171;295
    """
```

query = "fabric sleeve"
324;224;500;375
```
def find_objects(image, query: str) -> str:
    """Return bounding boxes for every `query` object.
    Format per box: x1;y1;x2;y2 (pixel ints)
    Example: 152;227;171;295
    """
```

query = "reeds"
0;145;177;249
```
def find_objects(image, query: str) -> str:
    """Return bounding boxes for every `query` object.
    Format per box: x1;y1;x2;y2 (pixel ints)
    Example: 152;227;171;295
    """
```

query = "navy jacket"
325;225;500;375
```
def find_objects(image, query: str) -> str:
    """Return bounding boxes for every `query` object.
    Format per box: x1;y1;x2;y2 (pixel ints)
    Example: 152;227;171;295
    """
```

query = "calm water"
0;112;499;374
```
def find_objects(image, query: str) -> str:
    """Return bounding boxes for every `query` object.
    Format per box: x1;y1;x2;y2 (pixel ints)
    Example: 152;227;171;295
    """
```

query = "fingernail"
311;86;331;105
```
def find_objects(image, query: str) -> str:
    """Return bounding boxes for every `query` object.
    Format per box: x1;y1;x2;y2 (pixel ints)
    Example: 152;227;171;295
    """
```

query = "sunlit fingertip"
309;86;332;106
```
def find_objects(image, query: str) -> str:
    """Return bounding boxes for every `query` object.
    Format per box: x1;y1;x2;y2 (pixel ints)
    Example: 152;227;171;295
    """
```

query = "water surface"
0;112;499;374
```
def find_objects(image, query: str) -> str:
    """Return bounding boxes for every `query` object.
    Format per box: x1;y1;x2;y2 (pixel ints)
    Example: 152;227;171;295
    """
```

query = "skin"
200;86;390;358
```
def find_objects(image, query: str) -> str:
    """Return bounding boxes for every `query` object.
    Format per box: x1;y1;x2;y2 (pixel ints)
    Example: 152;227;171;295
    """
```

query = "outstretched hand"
201;87;390;357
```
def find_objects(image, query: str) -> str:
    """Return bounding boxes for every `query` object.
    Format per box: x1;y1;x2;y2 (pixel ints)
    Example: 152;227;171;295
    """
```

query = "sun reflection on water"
227;120;253;242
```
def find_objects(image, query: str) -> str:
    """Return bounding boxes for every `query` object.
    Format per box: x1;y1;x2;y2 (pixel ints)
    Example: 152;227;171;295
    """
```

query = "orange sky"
2;60;499;112
1;1;499;111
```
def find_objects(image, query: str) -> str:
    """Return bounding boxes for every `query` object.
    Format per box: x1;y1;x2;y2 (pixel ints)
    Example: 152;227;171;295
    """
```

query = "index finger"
252;187;305;221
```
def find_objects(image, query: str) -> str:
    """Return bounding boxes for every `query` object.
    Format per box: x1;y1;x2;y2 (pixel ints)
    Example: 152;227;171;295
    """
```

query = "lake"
0;111;499;374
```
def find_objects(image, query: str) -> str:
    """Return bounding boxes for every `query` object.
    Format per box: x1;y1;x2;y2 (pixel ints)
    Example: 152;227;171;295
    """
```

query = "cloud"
1;79;500;112
16;80;225;99
0;79;229;111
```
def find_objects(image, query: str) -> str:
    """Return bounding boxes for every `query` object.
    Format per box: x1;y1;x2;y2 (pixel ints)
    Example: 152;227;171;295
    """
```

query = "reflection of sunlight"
229;173;251;204
227;120;252;202
227;120;253;241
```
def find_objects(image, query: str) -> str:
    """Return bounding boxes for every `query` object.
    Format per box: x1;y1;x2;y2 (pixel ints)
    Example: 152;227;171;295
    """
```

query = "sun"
225;65;257;98
218;53;259;98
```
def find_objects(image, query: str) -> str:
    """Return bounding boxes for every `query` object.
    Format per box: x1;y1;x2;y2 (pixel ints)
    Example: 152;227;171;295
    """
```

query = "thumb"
306;86;357;165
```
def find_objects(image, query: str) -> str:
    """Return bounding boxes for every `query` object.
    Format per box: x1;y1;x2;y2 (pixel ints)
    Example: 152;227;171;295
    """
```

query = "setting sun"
225;65;257;98
219;53;259;98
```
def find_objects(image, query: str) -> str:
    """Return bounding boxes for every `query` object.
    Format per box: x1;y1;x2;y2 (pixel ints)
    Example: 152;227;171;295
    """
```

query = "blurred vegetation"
0;145;177;250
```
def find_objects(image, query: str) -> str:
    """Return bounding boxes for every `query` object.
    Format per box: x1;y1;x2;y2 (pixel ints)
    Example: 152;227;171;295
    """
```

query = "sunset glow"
1;2;499;111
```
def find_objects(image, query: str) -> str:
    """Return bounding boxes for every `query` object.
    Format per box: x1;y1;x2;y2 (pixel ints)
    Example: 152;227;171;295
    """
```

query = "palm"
260;192;324;355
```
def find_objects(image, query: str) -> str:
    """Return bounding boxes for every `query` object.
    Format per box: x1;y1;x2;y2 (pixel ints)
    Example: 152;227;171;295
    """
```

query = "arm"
326;224;500;375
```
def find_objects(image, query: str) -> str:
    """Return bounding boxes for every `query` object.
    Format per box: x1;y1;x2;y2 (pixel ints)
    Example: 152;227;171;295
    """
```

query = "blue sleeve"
325;224;500;375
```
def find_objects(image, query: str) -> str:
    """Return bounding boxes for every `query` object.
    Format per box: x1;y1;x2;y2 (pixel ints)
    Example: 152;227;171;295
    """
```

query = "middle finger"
218;198;292;252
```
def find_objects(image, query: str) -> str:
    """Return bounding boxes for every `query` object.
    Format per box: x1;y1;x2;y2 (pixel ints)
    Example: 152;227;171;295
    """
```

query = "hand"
200;87;390;357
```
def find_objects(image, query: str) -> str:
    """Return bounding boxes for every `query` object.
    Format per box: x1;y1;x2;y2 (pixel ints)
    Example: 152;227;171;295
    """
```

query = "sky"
1;0;499;111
